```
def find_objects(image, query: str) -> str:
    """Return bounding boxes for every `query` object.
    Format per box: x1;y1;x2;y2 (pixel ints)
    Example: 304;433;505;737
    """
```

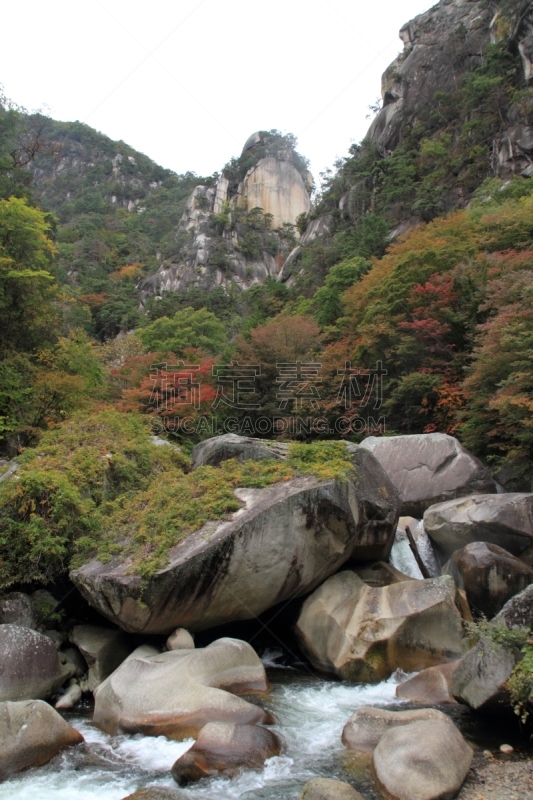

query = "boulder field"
71;440;401;634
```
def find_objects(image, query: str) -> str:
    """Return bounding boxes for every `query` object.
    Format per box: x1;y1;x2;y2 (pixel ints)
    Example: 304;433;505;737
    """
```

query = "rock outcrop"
0;625;74;702
170;722;281;784
71;445;400;635
242;157;310;229
0;699;83;781
140;131;311;303
93;637;272;739
295;572;465;682
443;541;533;618
424;494;533;560
366;0;494;155
360;433;496;517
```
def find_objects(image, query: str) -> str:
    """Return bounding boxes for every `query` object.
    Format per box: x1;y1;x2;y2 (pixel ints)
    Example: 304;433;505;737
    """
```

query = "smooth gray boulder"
69;625;134;691
93;637;272;739
298;778;363;799
424;494;533;560
342;706;450;754
71;446;401;634
360;433;496;517
452;639;518;711
0;625;74;702
372;718;473;800
191;434;287;469
171;722;281;784
0;699;83;780
443;542;533;618
495;584;533;629
295;572;465;682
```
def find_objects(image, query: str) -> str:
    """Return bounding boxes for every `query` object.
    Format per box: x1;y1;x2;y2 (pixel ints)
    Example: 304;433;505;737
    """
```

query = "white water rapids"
0;657;408;800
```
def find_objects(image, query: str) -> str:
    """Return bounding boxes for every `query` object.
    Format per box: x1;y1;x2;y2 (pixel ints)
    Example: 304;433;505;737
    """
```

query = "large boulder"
295;572;465;682
372;718;473;800
71;446;401;634
93;637;272;739
395;661;459;705
170;722;281;784
495;584;533;629
69;625;134;691
424;494;533;560
443;542;533;618
191;434;286;469
0;699;83;780
342;706;450;754
0;625;74;702
452;638;519;711
298;778;364;799
360;433;496;517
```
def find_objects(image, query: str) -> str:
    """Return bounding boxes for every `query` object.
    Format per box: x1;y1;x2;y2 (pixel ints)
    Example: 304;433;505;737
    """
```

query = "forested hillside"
2;0;533;497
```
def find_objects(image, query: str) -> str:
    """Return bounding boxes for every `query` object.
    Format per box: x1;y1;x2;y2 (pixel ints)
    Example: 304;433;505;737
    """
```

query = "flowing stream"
0;653;408;800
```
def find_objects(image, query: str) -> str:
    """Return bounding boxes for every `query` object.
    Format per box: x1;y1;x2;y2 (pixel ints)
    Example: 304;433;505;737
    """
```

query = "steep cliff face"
241;157;310;229
140;131;311;305
367;0;493;154
367;0;533;175
285;0;533;289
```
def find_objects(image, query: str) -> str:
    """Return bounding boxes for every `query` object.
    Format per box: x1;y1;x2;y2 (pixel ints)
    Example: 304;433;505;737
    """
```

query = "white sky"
1;0;434;183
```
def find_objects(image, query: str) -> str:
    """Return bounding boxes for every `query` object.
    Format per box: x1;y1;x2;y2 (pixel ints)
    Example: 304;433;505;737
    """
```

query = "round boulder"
342;706;450;754
171;722;281;784
0;699;83;780
93;637;272;739
443;541;533;618
0;625;74;702
372;718;473;800
298;777;363;799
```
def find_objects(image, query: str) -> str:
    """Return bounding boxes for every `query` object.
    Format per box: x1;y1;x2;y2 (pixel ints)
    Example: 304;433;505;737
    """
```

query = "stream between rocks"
2;650;527;800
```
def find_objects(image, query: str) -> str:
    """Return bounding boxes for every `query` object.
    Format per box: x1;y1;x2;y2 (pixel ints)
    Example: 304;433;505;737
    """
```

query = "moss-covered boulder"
71;440;400;635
